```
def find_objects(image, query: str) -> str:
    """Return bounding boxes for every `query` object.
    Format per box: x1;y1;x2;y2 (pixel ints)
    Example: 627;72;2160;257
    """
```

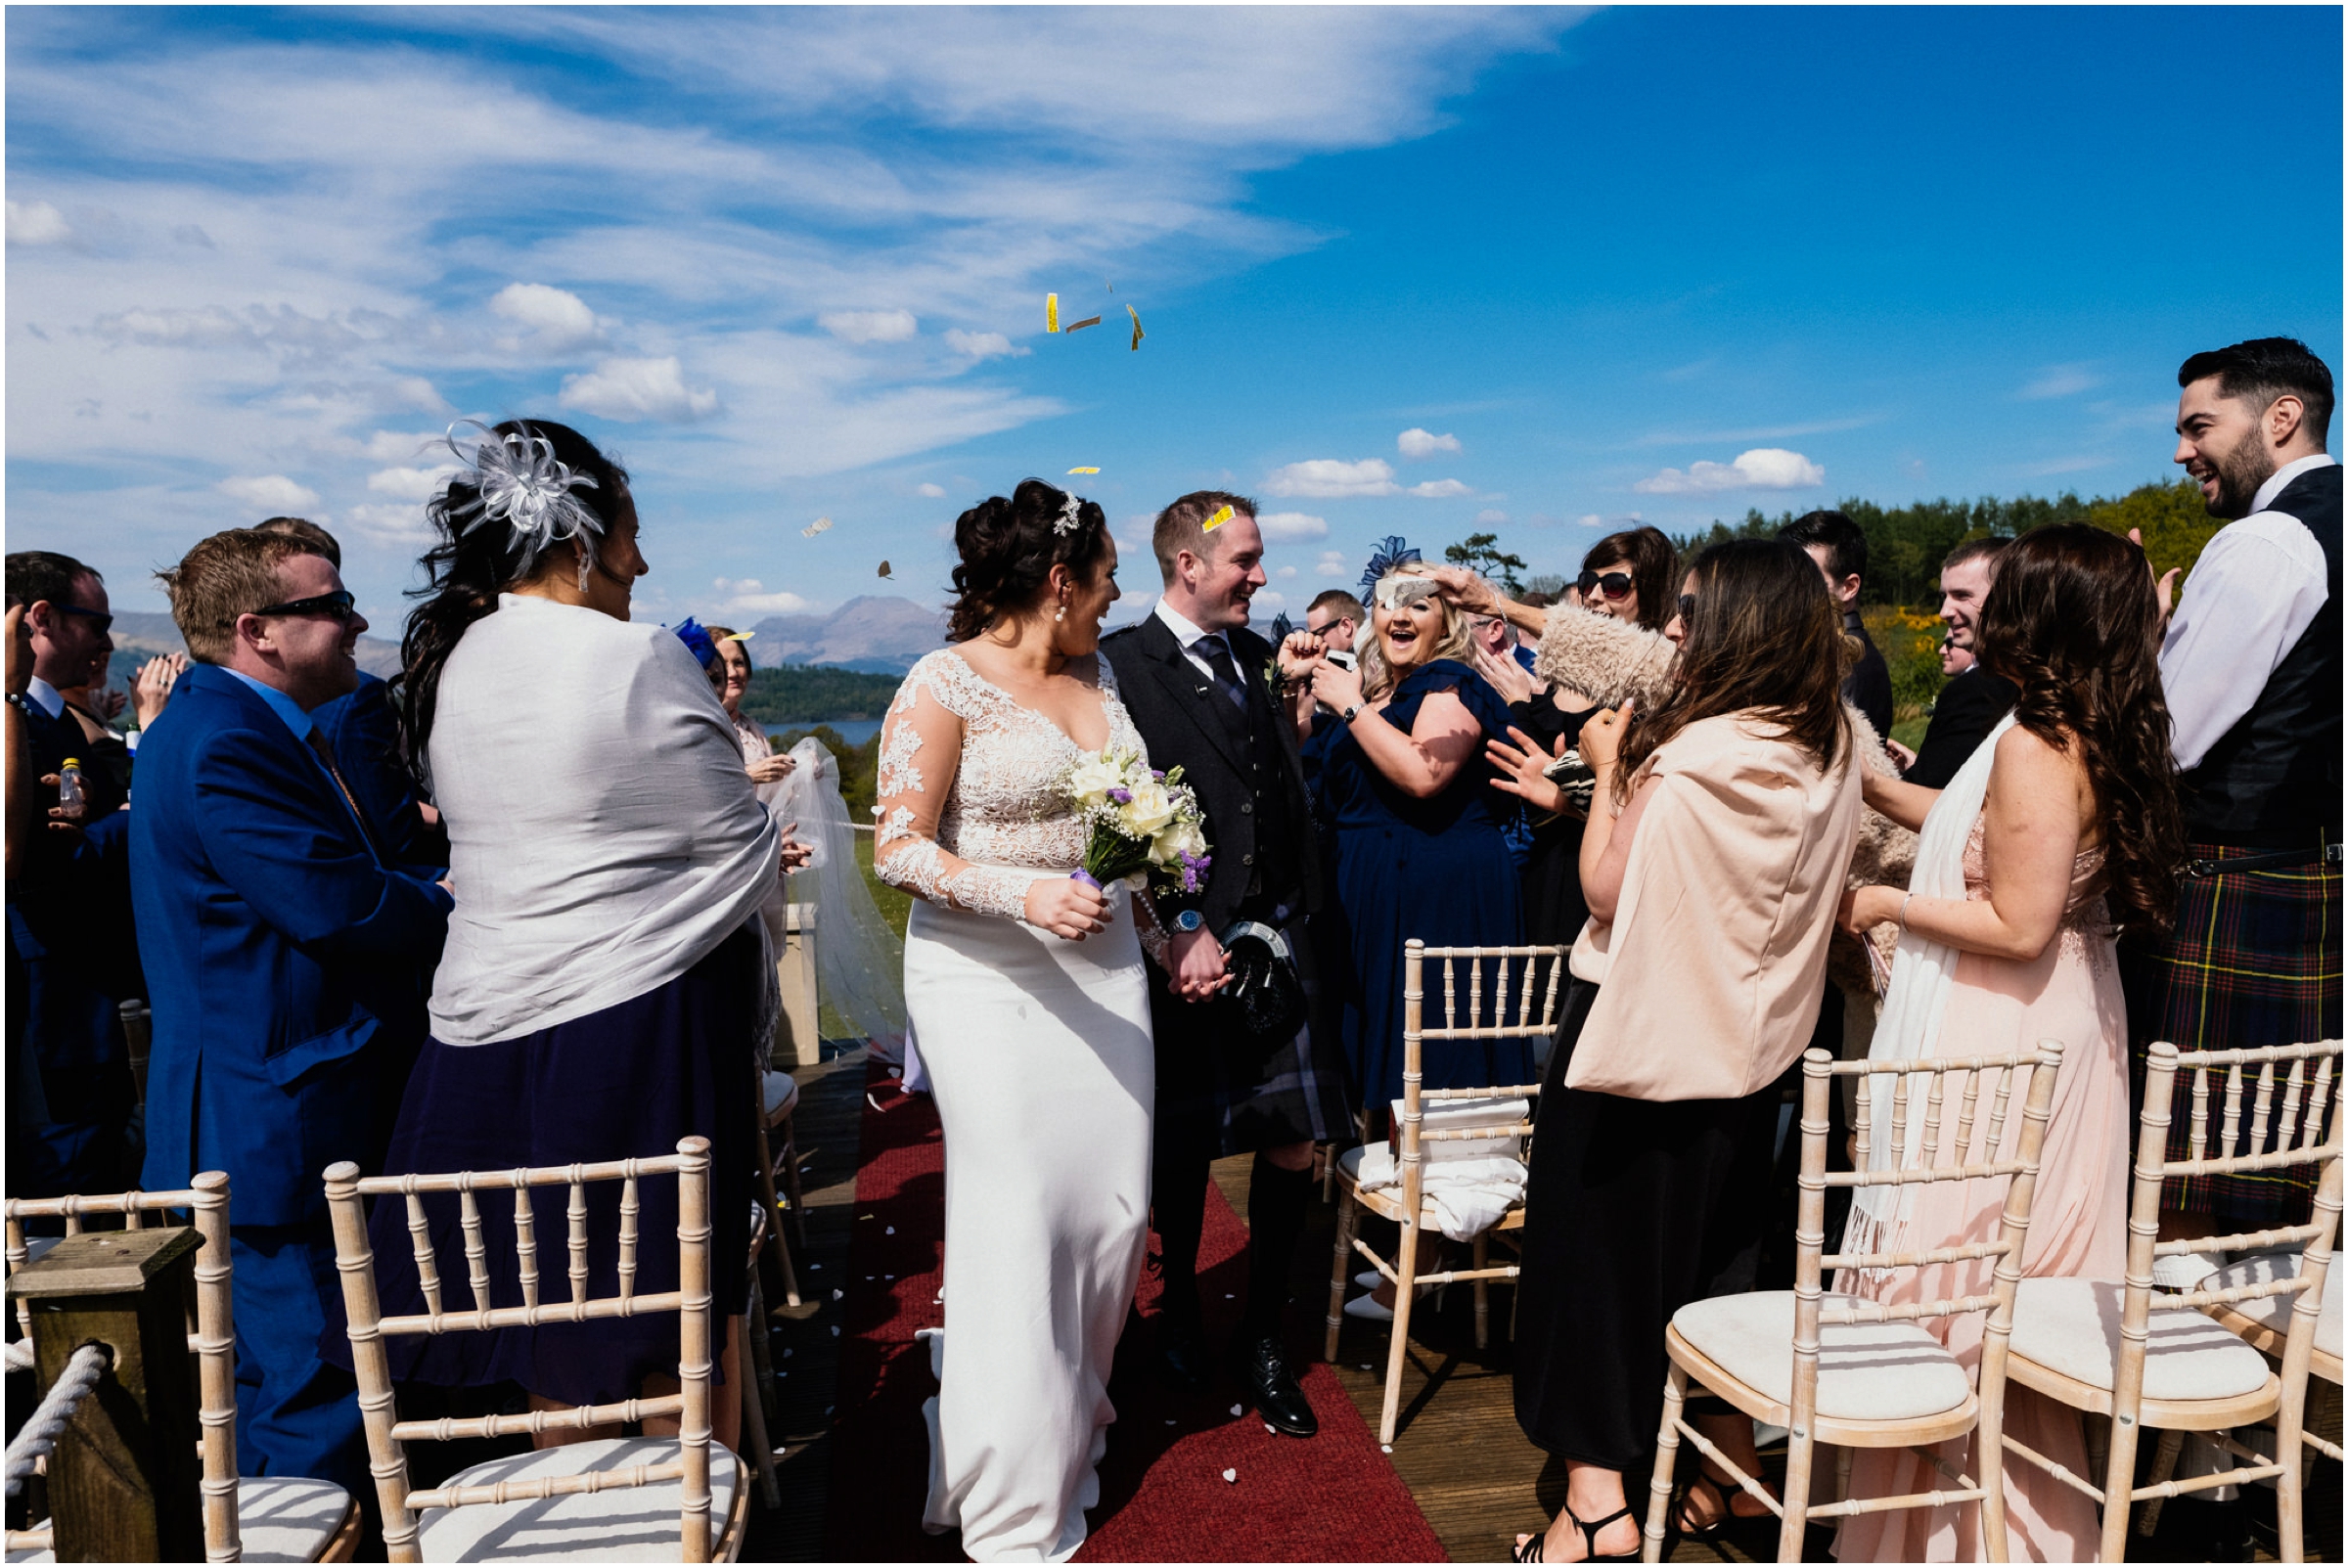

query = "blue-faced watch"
1172;909;1204;933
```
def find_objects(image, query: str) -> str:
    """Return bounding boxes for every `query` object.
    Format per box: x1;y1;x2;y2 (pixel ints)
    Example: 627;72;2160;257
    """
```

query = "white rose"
1119;779;1177;836
1067;755;1123;811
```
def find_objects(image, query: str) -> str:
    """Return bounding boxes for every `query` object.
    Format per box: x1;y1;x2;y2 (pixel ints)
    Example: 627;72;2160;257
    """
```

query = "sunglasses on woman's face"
1576;570;1635;601
1677;595;1697;624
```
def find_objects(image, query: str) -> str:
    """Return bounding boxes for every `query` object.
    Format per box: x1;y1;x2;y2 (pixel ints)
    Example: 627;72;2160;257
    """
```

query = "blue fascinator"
671;616;720;671
1359;535;1422;599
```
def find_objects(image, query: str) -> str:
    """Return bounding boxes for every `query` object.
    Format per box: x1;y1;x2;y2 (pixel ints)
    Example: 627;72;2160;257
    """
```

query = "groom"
1102;491;1350;1438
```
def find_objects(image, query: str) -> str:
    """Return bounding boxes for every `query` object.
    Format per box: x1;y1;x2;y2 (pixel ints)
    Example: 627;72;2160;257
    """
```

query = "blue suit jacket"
311;672;448;875
131;665;451;1228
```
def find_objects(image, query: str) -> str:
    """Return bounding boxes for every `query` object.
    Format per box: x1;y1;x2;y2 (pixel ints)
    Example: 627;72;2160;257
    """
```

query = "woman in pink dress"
1834;524;2185;1561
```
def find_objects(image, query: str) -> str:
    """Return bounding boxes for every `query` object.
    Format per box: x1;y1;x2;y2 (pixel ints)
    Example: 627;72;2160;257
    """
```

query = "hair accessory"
1055;492;1086;536
1201;505;1235;533
1359;535;1422;599
439;420;604;587
670;616;720;671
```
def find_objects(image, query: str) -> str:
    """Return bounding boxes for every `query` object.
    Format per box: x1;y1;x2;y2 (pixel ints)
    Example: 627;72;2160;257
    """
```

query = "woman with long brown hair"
1832;522;2183;1561
1507;538;1862;1561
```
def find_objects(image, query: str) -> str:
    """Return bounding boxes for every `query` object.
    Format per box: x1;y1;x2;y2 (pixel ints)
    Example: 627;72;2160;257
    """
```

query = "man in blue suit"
134;527;450;1494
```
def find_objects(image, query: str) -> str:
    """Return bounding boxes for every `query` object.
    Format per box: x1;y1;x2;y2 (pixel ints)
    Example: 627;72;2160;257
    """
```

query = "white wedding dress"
874;648;1154;1563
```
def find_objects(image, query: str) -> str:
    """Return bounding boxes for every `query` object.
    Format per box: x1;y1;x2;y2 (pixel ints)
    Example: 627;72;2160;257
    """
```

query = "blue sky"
8;5;2341;632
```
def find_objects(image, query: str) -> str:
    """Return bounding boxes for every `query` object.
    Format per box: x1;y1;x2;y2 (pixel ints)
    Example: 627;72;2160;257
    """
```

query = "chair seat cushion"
761;1070;799;1124
2206;1250;2341;1363
1671;1291;1972;1422
416;1436;743;1561
8;1477;352;1564
2009;1277;2274;1403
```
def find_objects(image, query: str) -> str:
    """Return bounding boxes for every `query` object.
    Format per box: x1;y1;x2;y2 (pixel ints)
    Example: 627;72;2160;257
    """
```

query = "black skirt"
1513;978;1781;1472
349;923;759;1409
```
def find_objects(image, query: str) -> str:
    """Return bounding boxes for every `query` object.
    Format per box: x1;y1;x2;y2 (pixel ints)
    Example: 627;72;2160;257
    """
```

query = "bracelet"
1898;892;1916;931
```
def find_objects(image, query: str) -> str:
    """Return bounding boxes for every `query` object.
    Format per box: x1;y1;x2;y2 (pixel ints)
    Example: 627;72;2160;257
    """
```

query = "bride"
874;478;1156;1562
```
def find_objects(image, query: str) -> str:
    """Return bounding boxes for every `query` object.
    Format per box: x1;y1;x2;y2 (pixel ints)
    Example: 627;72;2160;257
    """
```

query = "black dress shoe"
1233;1333;1318;1437
1157;1320;1211;1392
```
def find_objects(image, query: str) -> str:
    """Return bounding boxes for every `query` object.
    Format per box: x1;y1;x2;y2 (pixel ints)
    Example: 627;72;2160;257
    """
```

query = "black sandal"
1513;1503;1640;1562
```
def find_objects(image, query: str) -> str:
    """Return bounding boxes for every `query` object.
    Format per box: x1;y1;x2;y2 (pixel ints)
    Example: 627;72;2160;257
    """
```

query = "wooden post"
776;902;821;1068
6;1227;205;1563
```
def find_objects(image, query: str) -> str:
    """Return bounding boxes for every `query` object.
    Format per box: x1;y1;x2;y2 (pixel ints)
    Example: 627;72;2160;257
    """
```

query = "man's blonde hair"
158;528;327;664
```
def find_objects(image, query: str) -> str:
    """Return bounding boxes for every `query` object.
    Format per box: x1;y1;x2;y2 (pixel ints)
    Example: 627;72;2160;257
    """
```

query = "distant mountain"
109;610;405;678
741;596;947;676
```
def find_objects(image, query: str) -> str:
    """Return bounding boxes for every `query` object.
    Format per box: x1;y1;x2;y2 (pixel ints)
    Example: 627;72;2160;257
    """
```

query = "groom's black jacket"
1100;613;1322;936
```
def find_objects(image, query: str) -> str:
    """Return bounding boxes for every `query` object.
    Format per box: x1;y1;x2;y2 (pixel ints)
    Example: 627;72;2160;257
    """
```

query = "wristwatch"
1340;703;1362;724
1172;909;1204;934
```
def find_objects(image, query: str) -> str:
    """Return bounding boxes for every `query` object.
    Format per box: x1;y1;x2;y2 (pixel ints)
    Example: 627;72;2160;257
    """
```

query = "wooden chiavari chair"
2001;1039;2339;1562
324;1137;748;1563
4;1175;359;1563
1325;939;1565;1446
1640;1042;2066;1564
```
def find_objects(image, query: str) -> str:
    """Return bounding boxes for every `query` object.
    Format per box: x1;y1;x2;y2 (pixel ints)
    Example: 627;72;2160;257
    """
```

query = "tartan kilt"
2124;842;2342;1226
1150;910;1350;1160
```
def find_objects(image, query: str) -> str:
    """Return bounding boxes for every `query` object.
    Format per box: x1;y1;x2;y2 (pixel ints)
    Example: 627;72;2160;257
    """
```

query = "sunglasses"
1576;570;1635;601
1304;617;1351;637
1677;594;1697;624
51;603;113;636
250;589;358;623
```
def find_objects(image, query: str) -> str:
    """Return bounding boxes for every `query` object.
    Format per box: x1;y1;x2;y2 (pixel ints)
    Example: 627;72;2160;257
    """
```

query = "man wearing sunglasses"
132;527;451;1502
4;550;141;1207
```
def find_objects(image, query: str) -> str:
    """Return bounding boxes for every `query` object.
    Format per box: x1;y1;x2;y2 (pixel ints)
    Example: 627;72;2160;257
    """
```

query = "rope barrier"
1;1340;32;1373
4;1342;111;1498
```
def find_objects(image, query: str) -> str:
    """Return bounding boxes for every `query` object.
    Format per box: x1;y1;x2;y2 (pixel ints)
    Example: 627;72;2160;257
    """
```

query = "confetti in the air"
1203;505;1235;533
1228;1404;1242;1416
1066;467;1100;475
1064;314;1103;334
877;560;892;579
1221;1468;1238;1484
1128;304;1144;351
1046;292;1059;334
865;1093;882;1113
804;516;834;538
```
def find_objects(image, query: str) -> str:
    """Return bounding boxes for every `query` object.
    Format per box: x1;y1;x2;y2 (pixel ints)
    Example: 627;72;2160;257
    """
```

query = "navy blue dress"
1317;659;1531;1113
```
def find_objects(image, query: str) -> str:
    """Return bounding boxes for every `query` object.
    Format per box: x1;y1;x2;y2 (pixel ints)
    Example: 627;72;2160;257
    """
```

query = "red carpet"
826;1059;1446;1562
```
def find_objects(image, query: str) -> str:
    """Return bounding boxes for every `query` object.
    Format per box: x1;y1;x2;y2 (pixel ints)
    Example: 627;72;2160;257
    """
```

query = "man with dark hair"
2129;337;2340;1264
1777;510;1894;740
136;527;451;1498
1303;590;1364;659
3;550;140;1200
1902;537;2019;790
1102;491;1348;1437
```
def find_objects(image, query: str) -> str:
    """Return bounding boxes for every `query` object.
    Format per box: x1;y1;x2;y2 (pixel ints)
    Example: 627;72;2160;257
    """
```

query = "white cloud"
559;356;719;423
1577;513;1603;528
943;329;1026;360
1397;426;1461;458
342;501;434;546
1474;508;1509;524
1407;478;1471;499
1314;550;1353;580
1267;458;1395;498
217;473;320;512
490;282;604;351
1255;511;1328;542
366;465;458;501
7;201;71;246
1634;447;1825;495
820;308;919;344
711;575;811;614
1250;589;1287;612
2019;363;2100;400
363;430;448;463
916;481;947;498
1276;564;1296;579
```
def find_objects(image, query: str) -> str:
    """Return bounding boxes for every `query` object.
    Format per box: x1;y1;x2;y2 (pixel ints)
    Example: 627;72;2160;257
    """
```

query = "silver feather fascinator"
432;420;606;587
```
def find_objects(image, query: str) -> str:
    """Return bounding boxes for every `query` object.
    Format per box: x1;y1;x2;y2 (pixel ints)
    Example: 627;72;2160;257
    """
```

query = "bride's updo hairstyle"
945;478;1109;643
399;418;632;775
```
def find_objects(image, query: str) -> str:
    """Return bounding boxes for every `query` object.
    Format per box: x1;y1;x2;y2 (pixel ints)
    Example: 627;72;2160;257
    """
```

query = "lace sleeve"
873;667;1040;921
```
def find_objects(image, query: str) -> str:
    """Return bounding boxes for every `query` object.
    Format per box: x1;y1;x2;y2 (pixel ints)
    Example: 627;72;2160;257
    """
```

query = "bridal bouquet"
1062;746;1212;895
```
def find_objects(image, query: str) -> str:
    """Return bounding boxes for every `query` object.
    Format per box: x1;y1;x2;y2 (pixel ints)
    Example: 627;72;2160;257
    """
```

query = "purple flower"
1109;787;1132;804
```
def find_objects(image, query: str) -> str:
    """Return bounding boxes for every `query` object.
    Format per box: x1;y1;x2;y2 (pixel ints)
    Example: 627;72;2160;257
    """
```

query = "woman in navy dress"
1303;571;1530;1121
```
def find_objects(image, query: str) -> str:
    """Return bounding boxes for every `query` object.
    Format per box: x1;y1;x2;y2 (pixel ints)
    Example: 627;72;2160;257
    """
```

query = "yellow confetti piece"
1202;505;1235;532
1046;292;1058;334
724;630;754;643
1066;466;1100;475
1064;314;1102;334
1128;304;1144;351
877;560;892;578
802;515;834;538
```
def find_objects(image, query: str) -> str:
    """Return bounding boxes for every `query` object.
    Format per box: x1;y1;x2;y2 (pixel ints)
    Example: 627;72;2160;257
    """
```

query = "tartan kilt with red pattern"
2124;843;2342;1226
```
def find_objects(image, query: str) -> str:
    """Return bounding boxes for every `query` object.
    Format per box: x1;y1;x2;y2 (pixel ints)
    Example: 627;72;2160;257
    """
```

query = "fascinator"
435;420;605;588
671;616;720;671
1358;535;1422;600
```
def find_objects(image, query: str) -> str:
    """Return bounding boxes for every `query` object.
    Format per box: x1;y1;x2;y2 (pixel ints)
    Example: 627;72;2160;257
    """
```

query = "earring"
1056;604;1067;623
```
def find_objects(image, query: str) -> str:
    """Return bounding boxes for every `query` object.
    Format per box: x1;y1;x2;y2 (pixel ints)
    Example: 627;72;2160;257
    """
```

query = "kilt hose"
2125;842;2341;1227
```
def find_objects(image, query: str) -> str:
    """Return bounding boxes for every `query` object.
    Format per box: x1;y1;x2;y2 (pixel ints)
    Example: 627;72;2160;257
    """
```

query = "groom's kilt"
2125;842;2342;1227
1151;913;1350;1160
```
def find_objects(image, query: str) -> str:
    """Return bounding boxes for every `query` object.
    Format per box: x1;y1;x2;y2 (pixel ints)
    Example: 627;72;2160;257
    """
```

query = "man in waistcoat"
2131;336;2340;1267
1101;491;1350;1437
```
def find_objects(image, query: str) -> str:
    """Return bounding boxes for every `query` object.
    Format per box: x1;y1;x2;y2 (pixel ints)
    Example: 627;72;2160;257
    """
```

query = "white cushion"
1671;1291;1972;1422
415;1436;743;1561
2206;1250;2342;1363
761;1070;799;1123
8;1478;352;1565
1385;1097;1529;1160
2010;1277;2274;1402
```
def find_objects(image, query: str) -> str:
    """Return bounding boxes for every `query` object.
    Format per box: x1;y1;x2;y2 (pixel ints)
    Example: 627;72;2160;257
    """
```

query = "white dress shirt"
23;677;64;722
2159;452;2337;771
1151;600;1241;688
